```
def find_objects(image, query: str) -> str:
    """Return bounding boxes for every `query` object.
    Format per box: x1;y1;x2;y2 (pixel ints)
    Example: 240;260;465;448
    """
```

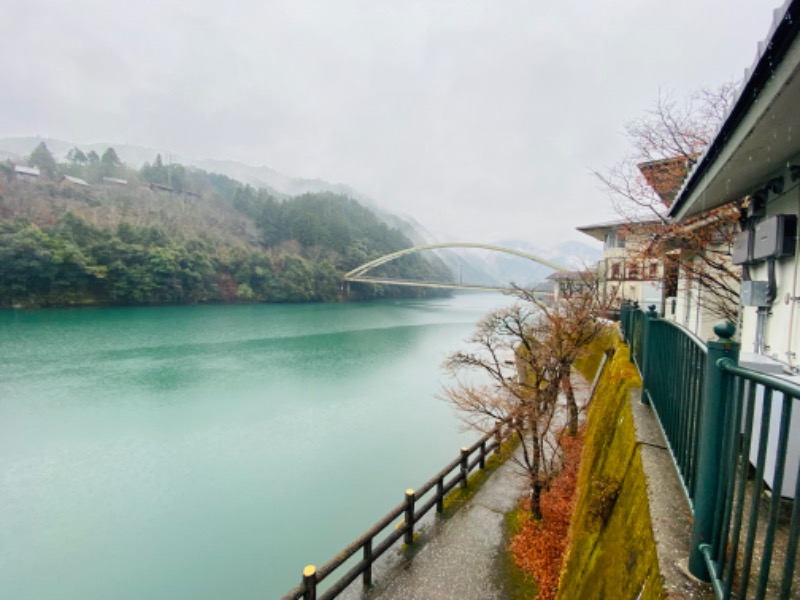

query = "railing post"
479;440;486;469
303;565;317;600
620;299;630;340
363;538;373;588
494;420;502;454
436;478;444;513
688;322;740;580
629;301;639;363
460;447;469;489
404;489;415;545
640;304;658;405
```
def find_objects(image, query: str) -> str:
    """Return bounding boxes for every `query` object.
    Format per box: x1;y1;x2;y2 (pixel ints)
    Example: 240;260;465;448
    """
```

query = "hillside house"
656;212;741;340
546;269;595;304
63;175;90;187
576;219;665;312
14;165;40;181
670;0;800;376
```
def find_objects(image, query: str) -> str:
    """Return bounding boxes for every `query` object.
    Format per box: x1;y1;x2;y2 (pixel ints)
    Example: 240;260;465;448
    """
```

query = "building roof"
546;269;595;281
637;156;692;207
14;165;40;177
64;175;90;187
576;219;628;241
670;0;800;221
576;218;660;241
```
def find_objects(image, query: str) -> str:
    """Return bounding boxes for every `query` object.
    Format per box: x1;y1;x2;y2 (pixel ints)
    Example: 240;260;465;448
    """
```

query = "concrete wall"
556;337;665;600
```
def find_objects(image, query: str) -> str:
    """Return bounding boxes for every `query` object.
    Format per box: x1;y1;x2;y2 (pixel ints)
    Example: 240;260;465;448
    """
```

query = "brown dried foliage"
509;427;585;600
594;84;743;323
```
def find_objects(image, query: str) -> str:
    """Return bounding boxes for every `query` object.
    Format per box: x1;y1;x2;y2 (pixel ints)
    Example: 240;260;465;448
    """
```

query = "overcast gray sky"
0;1;777;247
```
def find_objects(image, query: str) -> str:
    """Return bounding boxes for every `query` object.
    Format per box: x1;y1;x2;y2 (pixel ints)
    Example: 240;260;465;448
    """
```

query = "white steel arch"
344;242;566;281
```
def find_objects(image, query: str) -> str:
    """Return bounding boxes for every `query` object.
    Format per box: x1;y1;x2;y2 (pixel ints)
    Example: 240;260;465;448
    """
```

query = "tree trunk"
529;481;542;520
529;428;543;519
562;365;579;436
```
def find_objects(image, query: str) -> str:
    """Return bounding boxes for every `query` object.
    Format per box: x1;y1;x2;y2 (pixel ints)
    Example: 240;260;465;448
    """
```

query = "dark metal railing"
619;301;800;599
280;422;511;600
621;301;646;372
642;315;707;506
701;360;800;599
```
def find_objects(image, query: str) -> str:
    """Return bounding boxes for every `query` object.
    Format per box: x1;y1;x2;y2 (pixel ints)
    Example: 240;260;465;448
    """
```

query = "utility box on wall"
753;214;798;261
732;229;753;265
740;281;770;307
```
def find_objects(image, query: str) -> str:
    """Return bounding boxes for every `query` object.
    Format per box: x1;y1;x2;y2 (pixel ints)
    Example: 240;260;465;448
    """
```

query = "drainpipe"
755;307;769;355
786;193;800;369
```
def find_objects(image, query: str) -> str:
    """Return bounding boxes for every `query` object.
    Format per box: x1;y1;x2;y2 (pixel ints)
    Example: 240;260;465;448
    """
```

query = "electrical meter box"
732;229;752;265
752;214;797;261
740;281;770;306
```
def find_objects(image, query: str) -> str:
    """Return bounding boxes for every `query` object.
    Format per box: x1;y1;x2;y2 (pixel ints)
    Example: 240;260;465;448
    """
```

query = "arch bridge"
343;242;566;293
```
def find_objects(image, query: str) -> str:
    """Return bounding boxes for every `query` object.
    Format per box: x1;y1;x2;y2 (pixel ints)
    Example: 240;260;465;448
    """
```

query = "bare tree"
594;85;743;323
443;281;609;517
514;273;611;436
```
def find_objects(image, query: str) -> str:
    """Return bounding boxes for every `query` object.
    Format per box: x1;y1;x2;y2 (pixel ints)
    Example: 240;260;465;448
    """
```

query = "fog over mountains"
0;135;602;286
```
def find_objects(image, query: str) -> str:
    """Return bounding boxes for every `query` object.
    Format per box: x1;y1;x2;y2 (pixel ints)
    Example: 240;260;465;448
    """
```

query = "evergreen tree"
28;142;57;177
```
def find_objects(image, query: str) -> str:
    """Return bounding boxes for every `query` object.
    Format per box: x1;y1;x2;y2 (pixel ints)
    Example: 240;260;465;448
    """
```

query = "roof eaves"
669;0;800;220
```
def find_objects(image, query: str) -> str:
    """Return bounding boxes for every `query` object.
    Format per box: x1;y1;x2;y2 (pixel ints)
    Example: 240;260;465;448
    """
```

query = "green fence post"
629;301;639;363
620;300;629;340
688;322;740;580
640;305;658;405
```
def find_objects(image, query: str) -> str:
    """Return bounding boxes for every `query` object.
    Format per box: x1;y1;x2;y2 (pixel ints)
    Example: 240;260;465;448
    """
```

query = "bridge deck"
344;276;552;294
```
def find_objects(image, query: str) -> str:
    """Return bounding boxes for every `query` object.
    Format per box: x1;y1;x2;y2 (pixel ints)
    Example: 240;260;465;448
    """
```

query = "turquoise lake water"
0;293;512;599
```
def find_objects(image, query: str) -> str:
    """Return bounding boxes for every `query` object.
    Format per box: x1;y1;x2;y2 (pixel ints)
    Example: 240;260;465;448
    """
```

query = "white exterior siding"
739;167;800;370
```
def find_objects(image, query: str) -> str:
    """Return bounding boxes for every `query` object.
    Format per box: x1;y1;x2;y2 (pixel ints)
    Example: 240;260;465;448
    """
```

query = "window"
648;262;658;278
610;262;621;279
604;231;626;249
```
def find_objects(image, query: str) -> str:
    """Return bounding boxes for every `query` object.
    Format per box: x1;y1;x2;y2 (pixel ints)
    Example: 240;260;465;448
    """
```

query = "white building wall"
740;171;800;372
671;252;736;342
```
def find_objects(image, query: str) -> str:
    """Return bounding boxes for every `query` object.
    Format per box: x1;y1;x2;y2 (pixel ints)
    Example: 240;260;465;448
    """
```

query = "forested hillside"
0;143;452;307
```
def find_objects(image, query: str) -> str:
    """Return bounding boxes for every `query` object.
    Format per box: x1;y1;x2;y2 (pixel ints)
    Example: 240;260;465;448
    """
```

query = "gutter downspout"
786;193;800;369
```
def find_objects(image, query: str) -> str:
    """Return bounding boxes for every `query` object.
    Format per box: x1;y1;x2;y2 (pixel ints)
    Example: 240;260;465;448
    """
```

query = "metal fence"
620;302;800;599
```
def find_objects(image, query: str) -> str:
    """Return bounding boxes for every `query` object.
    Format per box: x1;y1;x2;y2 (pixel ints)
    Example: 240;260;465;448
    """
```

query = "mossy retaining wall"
556;332;665;600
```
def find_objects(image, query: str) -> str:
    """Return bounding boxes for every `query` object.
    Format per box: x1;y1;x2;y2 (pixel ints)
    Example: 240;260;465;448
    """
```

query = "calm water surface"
0;293;511;599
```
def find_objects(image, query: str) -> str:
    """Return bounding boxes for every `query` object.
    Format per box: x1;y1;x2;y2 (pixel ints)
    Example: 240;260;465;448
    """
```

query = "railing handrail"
620;303;800;598
717;357;800;398
622;303;709;356
653;317;709;355
280;421;512;600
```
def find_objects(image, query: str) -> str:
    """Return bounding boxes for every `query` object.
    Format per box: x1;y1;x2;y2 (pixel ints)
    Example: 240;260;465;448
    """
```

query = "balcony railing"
620;301;800;599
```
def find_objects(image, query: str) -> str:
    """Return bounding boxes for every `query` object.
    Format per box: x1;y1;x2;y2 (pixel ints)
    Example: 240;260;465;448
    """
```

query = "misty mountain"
481;239;603;287
0;136;600;289
0;136;373;202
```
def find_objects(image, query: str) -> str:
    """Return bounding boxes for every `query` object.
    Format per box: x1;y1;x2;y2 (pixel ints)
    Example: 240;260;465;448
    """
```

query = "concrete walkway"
359;373;593;600
365;446;527;600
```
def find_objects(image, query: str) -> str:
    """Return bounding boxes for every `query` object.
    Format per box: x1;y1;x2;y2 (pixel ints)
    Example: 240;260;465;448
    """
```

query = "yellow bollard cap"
303;565;316;577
